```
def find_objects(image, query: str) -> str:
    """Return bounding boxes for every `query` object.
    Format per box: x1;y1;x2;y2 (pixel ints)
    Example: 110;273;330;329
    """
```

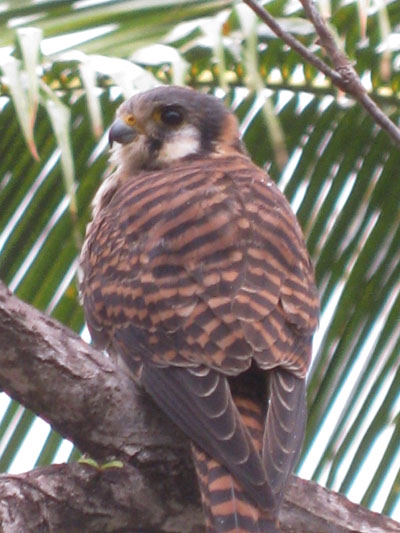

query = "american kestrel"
80;86;319;532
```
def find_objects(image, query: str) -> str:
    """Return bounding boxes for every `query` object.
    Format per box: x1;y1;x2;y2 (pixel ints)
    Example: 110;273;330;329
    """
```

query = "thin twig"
299;0;363;92
243;0;400;146
243;0;344;88
298;0;400;144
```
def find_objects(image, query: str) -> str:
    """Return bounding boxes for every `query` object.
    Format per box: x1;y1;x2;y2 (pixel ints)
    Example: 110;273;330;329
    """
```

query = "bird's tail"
192;396;279;533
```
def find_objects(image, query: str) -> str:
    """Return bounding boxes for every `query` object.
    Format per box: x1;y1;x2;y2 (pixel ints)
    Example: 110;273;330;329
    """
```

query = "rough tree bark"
0;280;399;533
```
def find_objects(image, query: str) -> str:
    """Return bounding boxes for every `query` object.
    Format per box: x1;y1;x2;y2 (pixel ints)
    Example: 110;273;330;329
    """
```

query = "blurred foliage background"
0;0;399;521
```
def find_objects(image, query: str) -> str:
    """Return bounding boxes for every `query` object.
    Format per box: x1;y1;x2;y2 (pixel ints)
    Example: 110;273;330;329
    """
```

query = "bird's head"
108;86;245;173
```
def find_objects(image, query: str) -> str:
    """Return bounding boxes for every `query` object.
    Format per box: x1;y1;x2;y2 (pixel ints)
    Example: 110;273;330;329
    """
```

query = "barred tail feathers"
192;396;279;533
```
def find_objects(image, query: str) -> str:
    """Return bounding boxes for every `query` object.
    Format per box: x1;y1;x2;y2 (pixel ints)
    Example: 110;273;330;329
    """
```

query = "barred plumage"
80;86;319;532
192;394;278;533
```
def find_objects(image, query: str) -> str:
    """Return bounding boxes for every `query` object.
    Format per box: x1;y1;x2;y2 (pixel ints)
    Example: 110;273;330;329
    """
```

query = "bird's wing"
80;154;318;513
223;163;317;509
263;368;307;509
137;361;275;513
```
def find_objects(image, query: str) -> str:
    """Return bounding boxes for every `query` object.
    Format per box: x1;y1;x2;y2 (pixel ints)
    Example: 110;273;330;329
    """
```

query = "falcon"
80;86;319;532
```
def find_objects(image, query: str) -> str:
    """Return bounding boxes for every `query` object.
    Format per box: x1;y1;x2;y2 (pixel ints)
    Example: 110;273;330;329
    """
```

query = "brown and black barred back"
80;86;319;532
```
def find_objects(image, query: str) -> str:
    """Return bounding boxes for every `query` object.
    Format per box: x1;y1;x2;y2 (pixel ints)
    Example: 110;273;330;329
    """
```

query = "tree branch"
0;462;203;533
243;0;400;146
0;281;186;462
0;280;399;532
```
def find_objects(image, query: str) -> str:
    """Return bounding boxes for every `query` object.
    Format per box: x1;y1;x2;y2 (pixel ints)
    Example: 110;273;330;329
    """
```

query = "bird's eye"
126;115;136;126
160;105;184;127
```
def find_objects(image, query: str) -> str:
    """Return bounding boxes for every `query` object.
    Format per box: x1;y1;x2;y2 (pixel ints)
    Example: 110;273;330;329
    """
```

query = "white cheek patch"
157;125;201;163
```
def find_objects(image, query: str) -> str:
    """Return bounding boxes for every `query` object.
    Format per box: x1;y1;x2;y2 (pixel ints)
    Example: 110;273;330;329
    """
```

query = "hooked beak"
108;118;137;147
